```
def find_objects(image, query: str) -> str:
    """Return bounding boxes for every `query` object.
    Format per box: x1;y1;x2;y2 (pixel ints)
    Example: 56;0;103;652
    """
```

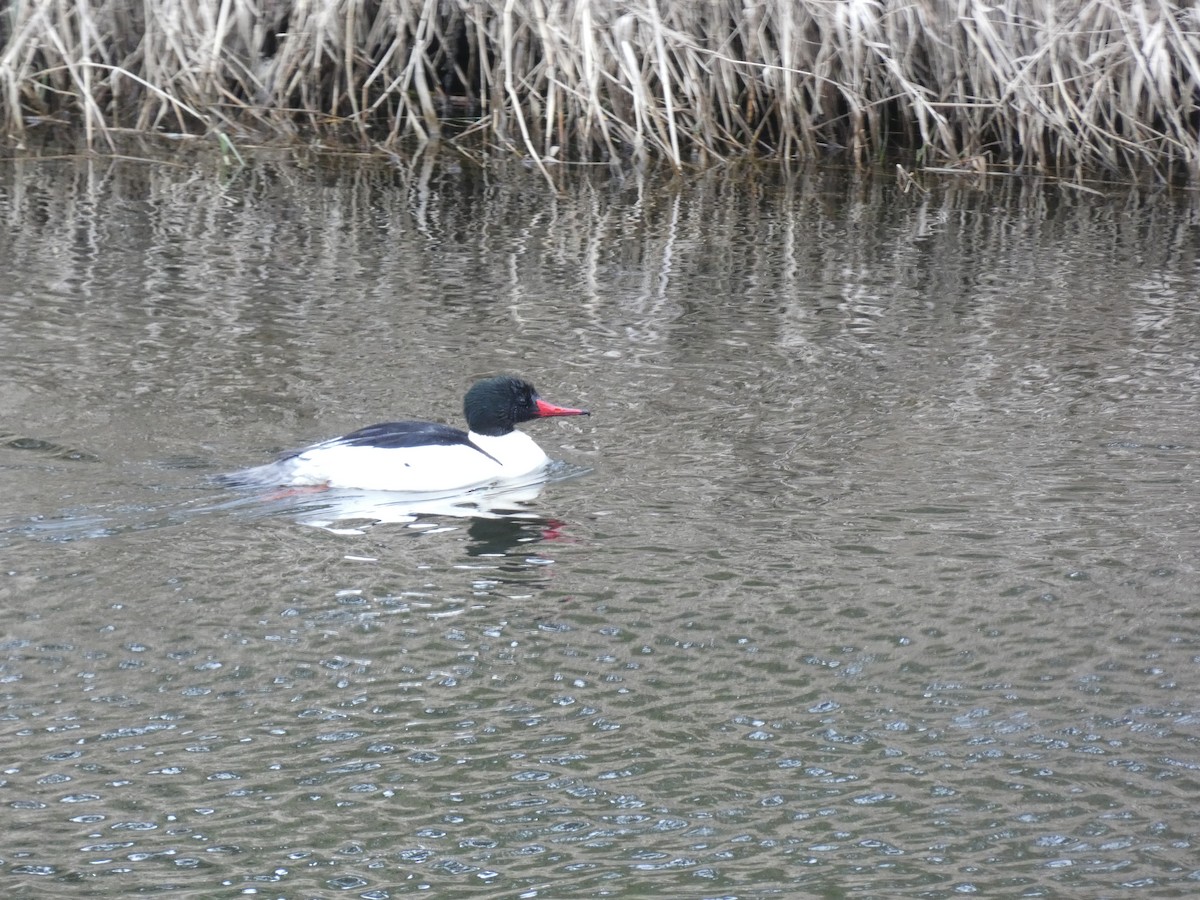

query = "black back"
335;420;472;450
285;420;499;465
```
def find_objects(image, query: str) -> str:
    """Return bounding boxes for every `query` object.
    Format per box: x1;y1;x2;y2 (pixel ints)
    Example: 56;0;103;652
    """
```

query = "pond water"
1;151;1198;898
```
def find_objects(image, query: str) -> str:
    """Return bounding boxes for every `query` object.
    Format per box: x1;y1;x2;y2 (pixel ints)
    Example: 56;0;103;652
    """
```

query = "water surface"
1;154;1198;897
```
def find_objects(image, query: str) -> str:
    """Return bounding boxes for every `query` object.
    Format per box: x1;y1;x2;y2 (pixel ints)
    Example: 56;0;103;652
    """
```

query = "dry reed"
1;0;1197;180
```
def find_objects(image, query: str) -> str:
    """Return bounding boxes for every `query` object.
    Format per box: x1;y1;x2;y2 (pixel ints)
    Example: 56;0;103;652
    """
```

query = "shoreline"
2;1;1197;183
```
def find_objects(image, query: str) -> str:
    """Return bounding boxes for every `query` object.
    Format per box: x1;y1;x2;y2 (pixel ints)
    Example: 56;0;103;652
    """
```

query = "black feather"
287;421;500;465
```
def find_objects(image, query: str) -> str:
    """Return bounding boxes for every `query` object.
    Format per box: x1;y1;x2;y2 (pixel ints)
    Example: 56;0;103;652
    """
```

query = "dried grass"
1;0;1197;180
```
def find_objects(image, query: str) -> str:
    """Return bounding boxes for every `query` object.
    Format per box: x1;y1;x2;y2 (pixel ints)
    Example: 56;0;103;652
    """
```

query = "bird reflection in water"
263;465;586;549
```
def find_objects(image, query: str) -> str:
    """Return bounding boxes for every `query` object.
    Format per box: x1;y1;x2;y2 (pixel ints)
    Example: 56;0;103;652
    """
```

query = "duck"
225;375;589;492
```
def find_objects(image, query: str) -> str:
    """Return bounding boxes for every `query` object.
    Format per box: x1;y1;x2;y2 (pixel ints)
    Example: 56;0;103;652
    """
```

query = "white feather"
230;429;550;492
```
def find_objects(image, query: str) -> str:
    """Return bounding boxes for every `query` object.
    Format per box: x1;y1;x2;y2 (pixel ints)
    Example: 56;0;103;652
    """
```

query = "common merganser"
225;375;589;492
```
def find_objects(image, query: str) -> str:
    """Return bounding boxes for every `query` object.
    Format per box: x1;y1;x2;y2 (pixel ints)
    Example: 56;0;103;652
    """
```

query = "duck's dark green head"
464;375;589;436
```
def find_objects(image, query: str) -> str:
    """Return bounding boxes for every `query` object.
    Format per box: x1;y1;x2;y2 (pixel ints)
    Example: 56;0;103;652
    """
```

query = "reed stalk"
1;0;1197;181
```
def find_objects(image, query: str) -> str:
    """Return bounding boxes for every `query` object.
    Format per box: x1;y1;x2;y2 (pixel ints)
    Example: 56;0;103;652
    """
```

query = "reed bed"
2;0;1198;180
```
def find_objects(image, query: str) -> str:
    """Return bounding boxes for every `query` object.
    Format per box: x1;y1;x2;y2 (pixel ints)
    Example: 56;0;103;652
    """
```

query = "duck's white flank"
237;429;550;492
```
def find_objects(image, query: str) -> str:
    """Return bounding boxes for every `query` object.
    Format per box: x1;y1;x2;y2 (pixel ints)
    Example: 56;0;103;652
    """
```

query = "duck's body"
226;376;588;493
255;421;553;493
